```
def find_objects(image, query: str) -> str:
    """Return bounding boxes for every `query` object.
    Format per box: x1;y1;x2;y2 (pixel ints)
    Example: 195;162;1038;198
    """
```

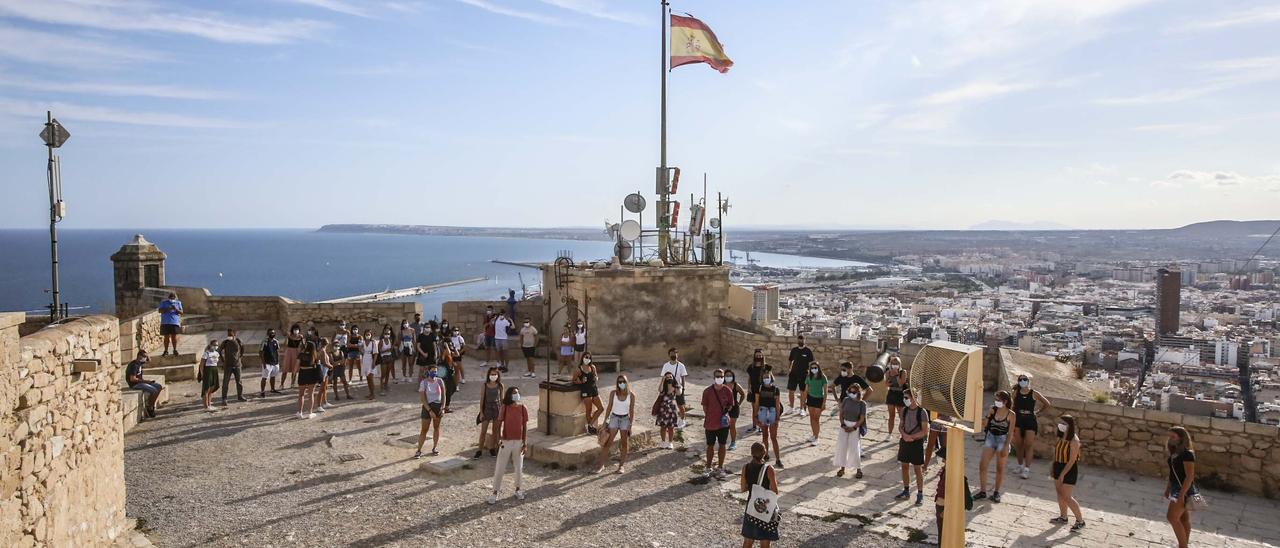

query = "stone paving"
130;344;1280;547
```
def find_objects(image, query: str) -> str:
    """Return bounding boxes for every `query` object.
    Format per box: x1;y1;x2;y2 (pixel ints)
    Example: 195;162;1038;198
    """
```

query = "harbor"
318;277;487;303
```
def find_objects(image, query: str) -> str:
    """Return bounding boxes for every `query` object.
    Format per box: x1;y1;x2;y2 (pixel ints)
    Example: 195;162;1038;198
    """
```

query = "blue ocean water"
0;229;868;317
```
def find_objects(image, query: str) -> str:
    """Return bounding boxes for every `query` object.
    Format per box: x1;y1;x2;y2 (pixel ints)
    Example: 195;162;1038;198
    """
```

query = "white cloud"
910;55;922;68
1094;87;1216;106
0;98;249;129
537;0;643;25
1156;169;1280;191
283;0;371;18
0;24;162;67
918;80;1037;106
0;72;235;100
0;0;329;44
1172;5;1280;32
1096;56;1280;106
455;0;562;25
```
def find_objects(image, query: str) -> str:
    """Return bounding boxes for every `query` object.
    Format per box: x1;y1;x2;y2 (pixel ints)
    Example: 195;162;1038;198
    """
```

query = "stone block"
419;456;467;474
1144;409;1181;425
1209;417;1244;433
1181;414;1212;429
1244;422;1277;437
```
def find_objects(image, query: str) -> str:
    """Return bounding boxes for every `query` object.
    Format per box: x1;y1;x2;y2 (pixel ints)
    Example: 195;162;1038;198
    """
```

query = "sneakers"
895;488;911;500
587;425;597;435
236;396;248;402
775;459;784;469
715;468;728;480
1070;521;1086;531
316;406;327;413
296;412;305;419
915;492;924;506
973;491;988;500
486;493;497;505
1020;467;1031;480
473;450;482;460
413;451;423;459
489;448;497;457
728;441;737;451
615;465;625;474
1012;463;1025;474
991;491;1002;503
677;419;687;429
807;437;818;447
460;379;467;384
515;490;525;501
307;412;316;419
798;408;807;418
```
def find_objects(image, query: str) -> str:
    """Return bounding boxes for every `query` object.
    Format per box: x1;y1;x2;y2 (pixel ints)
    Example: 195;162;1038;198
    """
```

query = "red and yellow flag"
670;14;733;73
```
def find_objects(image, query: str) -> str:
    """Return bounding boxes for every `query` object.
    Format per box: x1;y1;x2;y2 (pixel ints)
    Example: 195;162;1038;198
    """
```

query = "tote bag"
745;465;780;531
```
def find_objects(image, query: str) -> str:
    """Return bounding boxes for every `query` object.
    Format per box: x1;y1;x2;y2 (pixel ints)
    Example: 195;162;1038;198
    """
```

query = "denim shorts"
607;413;631;432
758;407;778;426
983;433;1009;452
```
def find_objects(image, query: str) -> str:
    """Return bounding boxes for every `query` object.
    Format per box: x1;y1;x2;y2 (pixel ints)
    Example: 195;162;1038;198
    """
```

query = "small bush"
1089;392;1112;405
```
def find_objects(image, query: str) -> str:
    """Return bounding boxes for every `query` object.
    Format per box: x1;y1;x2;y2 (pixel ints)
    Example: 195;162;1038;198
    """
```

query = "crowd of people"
125;300;1207;548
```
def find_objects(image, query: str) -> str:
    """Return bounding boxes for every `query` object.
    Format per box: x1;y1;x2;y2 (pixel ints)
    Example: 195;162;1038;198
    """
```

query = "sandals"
855;470;863;479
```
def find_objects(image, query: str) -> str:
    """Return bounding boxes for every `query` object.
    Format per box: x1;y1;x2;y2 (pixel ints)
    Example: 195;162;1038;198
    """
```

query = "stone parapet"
1;314;128;547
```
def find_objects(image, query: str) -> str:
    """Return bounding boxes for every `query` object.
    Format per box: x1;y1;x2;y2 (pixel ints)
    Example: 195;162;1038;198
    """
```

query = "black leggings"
444;376;458;406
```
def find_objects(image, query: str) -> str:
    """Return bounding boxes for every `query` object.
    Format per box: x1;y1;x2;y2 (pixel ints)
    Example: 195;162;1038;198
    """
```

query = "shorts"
1015;413;1038;433
886;389;905;407
786;367;806;391
482;402;500;422
675;394;686;408
400;343;413;357
728;404;740;419
758;407;778;426
806;395;824;409
262;363;280;378
983;433;1009;452
607;413;631;432
1052;462;1078;485
897;438;925;466
484;335;496;348
129;382;161;396
380;353;395;365
330;364;345;379
416;355;434;367
421;403;442;420
522;346;535;358
579;384;598;399
574;343;586;352
201;366;220;392
298;367;321;386
704;427;729;446
345;349;360;360
494;339;509;351
160;324;180;336
560;346;574;357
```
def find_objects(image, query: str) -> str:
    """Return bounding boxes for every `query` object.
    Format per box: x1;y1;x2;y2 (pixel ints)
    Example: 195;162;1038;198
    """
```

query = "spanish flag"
670;14;733;73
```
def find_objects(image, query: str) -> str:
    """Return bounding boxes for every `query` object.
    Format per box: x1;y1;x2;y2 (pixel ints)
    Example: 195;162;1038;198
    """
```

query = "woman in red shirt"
488;387;528;504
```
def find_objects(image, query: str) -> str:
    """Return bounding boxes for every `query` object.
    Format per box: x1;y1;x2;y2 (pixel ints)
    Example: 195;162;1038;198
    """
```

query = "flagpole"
658;0;670;264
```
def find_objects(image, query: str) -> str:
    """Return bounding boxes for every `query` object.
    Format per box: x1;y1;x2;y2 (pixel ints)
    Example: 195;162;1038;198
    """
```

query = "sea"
0;229;870;318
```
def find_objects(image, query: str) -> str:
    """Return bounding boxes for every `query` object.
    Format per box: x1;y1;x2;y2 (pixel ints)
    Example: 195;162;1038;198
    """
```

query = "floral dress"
655;393;679;427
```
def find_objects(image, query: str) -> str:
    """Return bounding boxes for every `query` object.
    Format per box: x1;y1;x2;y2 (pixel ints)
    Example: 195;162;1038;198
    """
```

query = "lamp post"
39;111;71;321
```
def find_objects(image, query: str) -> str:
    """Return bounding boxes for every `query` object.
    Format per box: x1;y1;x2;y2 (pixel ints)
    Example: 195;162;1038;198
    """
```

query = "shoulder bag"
745;464;780;532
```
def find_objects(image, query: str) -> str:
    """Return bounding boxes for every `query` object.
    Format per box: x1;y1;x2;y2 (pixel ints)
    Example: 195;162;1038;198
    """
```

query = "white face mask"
993;401;1004;409
840;371;850;377
618;382;627;390
763;378;774;386
1057;423;1067;433
1019;380;1029;389
583;358;592;364
904;398;914;407
848;392;859;400
714;377;724;385
725;376;734;383
809;368;818;374
512;393;521;402
488;375;498;382
890;364;900;370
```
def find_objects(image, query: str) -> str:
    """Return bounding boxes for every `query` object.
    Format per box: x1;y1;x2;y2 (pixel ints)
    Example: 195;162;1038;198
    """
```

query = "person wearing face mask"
218;328;246;406
660;348;689;428
786;336;815;417
295;339;320;419
397;320;414;384
803;362;828;446
573;320;588;366
415;364;446;459
493;311;513;372
699;369;734;479
449;327;467;385
488;387;529;504
378;327;397;395
885;355;906;438
1165;426;1199;548
833;384;867;479
519;317;539;379
572;351;603;435
745;349;767;435
474;367;505;459
557;326;575;375
283;323;303;389
723;368;746;451
974;390;1014;503
259;328;282;398
753;366;785;468
1012;374;1052;480
894;387;929;506
652;372;680;449
1050;415;1085;531
359;329;378;400
198;341;221;413
596;375;635;474
830;361;871;420
482;306;497;367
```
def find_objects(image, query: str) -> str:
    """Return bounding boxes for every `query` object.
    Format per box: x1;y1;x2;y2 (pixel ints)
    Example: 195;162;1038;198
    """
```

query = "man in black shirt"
259;328;282;397
787;335;815;417
416;321;439;376
219;328;247;405
125;350;164;418
831;360;872;418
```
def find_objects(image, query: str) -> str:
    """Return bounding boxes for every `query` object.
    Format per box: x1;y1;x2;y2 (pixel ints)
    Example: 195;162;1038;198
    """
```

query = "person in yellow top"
1050;415;1085;531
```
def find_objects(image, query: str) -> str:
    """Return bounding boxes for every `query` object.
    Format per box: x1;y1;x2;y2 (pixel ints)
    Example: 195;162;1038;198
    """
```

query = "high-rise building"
750;284;779;324
1155;268;1181;337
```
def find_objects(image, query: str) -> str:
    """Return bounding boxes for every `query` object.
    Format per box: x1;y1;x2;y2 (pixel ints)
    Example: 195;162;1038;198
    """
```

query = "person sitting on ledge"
125;349;164;418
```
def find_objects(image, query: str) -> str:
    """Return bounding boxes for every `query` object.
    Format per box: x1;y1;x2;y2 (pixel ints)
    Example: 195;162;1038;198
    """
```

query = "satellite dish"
624;193;647;213
619;220;641;240
709;217;721;229
614;240;633;261
605;221;620;240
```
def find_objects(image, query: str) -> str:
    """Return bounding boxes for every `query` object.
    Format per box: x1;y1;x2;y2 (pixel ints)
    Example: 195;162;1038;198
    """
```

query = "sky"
0;0;1278;231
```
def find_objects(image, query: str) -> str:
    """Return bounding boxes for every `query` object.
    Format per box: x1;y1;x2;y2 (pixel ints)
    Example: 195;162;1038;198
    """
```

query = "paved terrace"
124;351;1280;547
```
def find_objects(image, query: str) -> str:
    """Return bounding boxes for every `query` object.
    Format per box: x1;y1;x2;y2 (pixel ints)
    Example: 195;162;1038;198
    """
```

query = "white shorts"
262;363;281;378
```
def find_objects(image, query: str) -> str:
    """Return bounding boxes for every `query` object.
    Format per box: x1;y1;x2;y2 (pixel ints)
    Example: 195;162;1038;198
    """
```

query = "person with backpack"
701;369;734;479
894;386;929;506
740;442;780;547
833;383;867;479
218;328;246;406
974;390;1014;503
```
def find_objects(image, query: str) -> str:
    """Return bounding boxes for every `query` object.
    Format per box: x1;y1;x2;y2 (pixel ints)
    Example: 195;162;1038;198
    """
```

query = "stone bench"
121;374;169;432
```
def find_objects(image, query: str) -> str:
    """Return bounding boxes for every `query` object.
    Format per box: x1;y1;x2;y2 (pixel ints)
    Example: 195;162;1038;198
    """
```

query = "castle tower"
110;234;167;318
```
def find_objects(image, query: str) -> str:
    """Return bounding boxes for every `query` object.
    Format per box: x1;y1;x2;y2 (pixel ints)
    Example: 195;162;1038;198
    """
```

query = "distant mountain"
1171;220;1280;237
969;220;1073;231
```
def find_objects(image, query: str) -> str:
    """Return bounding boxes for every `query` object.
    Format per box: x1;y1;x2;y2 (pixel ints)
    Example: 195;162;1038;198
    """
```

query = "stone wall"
279;301;422;334
151;290;422;336
719;327;925;405
0;313;129;547
118;310;163;360
996;355;1280;498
